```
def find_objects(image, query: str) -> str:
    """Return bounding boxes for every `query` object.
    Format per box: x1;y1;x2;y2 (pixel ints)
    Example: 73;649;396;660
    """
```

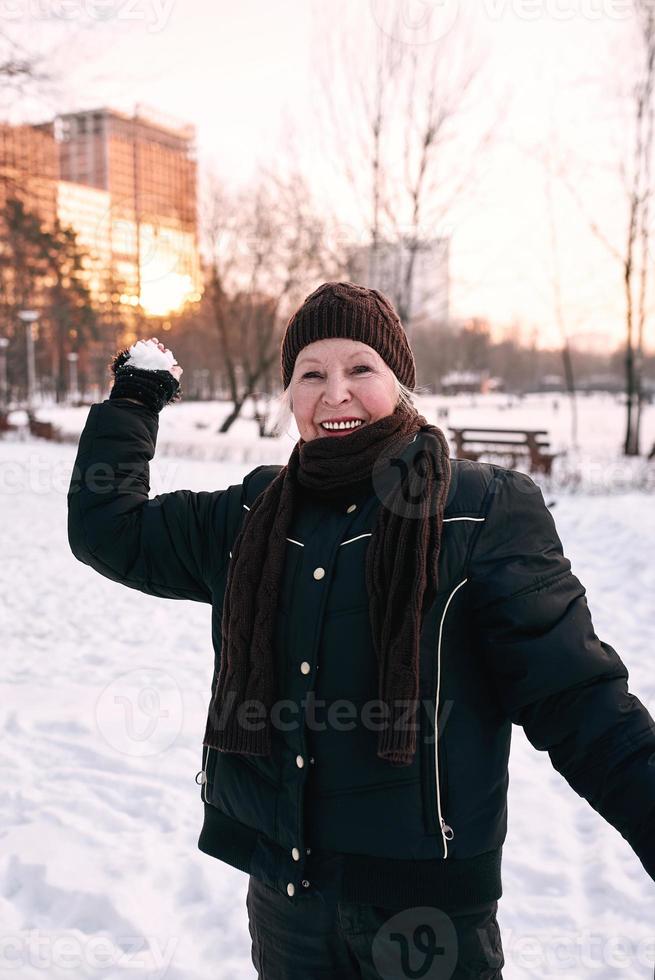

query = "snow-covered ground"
1;393;654;979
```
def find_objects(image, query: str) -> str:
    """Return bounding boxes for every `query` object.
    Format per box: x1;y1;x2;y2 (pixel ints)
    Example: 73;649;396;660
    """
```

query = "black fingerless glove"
108;347;181;413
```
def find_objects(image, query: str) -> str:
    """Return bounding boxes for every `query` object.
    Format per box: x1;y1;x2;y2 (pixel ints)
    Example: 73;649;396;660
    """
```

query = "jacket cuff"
109;367;181;413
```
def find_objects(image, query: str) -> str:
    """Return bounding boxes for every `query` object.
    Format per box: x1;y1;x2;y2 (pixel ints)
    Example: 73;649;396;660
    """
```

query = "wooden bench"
0;411;17;435
449;426;559;475
27;413;63;442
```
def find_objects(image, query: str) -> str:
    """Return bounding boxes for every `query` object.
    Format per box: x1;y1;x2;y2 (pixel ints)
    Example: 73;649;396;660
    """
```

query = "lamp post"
18;310;39;410
67;352;79;404
0;337;9;408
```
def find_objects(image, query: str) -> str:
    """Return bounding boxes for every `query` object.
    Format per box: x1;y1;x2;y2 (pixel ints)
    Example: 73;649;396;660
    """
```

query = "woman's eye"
302;366;371;379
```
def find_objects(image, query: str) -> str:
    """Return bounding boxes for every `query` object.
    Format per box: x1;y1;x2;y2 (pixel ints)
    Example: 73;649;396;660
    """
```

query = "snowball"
124;339;177;371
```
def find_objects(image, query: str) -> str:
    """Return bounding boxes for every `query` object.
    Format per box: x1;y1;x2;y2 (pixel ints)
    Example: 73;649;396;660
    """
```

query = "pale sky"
3;0;649;352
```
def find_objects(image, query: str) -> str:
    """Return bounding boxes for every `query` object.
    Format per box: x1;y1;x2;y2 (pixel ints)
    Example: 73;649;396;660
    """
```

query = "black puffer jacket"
67;400;655;908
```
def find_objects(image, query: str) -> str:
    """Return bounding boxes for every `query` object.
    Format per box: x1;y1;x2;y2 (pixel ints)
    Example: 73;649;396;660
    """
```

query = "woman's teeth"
321;420;363;431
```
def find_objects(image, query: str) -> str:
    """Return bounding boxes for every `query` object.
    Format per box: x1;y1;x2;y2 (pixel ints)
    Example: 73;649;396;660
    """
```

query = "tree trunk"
219;399;247;433
561;341;578;450
623;258;640;456
623;365;640;454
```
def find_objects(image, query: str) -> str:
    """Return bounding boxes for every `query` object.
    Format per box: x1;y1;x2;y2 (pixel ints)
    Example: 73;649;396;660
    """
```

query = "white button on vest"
313;567;325;580
292;847;300;861
296;754;304;768
347;504;357;513
300;661;311;675
287;882;295;897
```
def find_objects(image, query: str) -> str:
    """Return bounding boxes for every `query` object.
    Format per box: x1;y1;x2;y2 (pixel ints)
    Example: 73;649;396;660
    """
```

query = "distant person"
68;282;654;979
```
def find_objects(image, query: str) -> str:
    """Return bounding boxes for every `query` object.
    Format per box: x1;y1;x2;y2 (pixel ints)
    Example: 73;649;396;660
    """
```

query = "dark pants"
246;855;504;979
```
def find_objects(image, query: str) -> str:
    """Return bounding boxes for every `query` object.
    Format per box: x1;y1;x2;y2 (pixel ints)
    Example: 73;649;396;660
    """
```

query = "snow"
122;339;177;372
1;392;654;978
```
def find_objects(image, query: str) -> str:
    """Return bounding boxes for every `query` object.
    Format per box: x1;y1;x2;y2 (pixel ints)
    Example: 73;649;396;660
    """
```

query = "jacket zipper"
195;744;212;804
437;738;453;841
435;578;468;856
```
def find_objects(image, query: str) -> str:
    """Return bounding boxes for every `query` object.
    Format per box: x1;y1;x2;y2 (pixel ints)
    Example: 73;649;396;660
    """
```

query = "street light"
18;310;39;410
0;337;9;409
67;352;79;404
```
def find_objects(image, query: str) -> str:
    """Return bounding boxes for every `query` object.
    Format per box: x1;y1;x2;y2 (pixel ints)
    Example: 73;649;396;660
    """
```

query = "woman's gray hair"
267;373;422;440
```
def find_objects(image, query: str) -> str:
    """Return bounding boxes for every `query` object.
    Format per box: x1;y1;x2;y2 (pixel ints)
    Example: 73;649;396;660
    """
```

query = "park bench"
448;426;560;476
27;412;63;442
0;410;17;435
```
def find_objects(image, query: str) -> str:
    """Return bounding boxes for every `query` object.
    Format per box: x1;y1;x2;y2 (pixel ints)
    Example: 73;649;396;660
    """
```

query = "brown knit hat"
281;281;416;391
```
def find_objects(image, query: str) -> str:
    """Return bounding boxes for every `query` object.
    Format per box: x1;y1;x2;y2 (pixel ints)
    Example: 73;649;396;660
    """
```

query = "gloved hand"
109;337;183;413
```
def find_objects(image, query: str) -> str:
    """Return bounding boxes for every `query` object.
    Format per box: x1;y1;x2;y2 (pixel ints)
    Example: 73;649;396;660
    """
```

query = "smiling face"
289;338;399;442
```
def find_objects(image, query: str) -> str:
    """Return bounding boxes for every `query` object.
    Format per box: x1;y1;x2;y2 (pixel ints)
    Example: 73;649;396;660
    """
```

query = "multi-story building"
57;180;112;300
0;123;59;356
55;106;202;320
0;122;58;224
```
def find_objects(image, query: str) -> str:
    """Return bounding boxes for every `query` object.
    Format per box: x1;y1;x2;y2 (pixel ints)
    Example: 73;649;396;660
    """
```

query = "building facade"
0;122;58;224
55;107;202;319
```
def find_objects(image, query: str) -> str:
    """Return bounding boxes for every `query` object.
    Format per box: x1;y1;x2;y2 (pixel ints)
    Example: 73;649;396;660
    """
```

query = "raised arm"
467;467;655;882
67;339;232;602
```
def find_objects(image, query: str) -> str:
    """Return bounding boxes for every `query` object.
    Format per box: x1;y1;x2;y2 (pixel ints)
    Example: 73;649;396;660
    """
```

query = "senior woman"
68;281;655;980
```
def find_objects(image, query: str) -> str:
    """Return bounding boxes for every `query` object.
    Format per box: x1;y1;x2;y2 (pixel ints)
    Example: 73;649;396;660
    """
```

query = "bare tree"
313;3;505;338
629;0;655;454
553;2;655;456
202;169;341;432
0;28;61;114
543;140;579;450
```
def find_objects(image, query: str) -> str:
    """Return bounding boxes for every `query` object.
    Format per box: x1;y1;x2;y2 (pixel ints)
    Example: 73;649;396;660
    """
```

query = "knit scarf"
202;404;452;766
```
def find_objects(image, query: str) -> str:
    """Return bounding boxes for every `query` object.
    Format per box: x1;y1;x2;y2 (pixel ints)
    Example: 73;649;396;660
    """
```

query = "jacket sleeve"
467;466;655;882
67;399;237;603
